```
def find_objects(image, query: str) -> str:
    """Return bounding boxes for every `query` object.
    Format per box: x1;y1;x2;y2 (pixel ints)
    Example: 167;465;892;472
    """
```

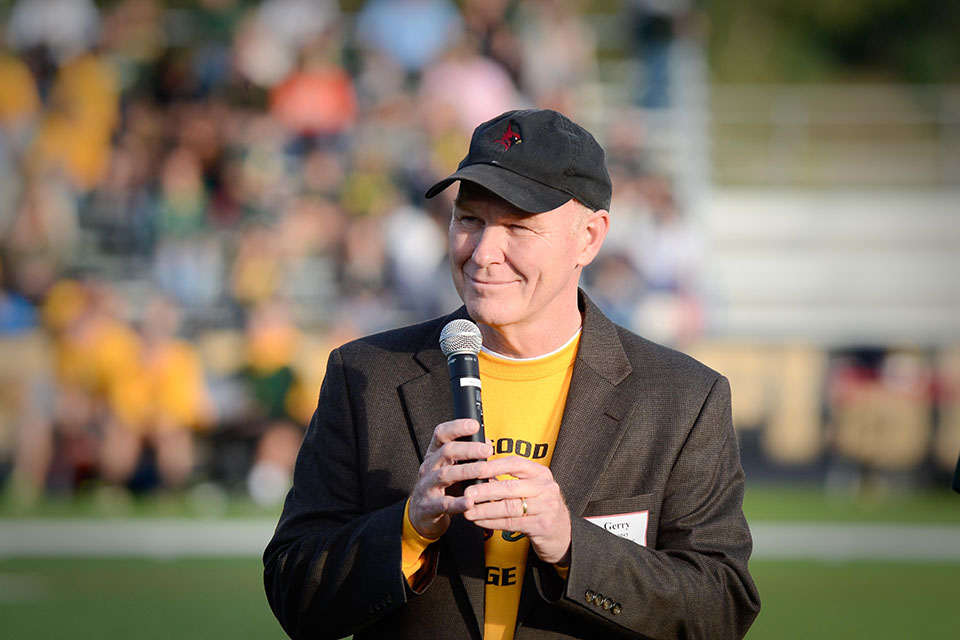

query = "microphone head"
440;319;483;357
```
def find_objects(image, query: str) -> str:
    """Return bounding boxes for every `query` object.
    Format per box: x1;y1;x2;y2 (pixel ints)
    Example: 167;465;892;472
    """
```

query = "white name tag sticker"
459;377;481;388
584;511;649;547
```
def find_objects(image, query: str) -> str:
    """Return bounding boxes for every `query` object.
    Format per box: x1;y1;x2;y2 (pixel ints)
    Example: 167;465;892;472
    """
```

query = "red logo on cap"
496;123;522;150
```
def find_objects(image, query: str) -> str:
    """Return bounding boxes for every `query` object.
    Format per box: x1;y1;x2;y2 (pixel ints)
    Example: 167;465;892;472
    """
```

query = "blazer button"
612;603;622;615
601;597;613;610
584;590;596;603
593;593;604;606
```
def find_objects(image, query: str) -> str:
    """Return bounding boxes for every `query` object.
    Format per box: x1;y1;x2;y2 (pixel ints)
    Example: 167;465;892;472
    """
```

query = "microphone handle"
447;353;485;440
447;353;486;486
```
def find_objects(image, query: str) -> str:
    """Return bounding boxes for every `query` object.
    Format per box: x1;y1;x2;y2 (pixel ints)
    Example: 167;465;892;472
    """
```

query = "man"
263;109;760;639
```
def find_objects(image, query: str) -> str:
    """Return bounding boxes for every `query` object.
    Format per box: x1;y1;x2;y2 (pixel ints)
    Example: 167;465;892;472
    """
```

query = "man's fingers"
460;456;549;501
463;475;530;503
437;440;493;466
408;491;473;539
464;495;529;522
428;418;481;452
464;494;532;536
410;420;499;538
419;493;472;517
433;458;490;487
420;441;491;479
441;494;473;515
471;455;546;480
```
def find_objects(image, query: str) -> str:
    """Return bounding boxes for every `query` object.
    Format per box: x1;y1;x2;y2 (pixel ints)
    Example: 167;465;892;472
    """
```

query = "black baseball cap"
424;109;612;213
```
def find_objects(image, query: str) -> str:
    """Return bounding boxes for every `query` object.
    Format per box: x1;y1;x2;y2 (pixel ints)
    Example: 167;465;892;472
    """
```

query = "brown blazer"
263;292;760;639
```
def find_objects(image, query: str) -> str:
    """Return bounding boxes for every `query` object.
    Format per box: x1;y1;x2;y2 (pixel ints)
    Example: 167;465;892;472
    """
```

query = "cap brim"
424;164;572;213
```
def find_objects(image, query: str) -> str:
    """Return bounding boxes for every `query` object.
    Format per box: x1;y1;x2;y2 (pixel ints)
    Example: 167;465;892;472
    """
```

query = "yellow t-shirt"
402;331;580;639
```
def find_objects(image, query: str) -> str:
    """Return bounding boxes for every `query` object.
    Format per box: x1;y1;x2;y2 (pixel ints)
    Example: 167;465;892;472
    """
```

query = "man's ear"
577;209;610;267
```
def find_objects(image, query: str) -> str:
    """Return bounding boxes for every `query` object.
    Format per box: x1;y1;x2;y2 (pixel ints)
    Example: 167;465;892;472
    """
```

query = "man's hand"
408;419;494;540
462;456;572;565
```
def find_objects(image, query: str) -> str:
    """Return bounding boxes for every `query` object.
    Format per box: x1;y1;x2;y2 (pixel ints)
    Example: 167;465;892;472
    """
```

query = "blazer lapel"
397;307;486;637
550;291;634;518
517;291;634;626
399;366;450;464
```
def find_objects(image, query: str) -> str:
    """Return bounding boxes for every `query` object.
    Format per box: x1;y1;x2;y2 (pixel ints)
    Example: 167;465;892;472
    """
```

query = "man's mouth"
467;275;516;287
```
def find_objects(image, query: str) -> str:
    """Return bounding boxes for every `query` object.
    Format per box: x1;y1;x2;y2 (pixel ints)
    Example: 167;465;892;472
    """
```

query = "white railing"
711;84;960;187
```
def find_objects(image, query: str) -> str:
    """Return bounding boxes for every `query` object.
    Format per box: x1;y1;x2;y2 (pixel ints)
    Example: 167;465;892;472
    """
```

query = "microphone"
439;319;486;485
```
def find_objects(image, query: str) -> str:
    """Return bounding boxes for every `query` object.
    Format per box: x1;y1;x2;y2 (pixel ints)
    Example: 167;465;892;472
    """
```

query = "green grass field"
1;556;957;639
0;557;286;639
747;560;960;640
743;484;960;524
1;486;957;639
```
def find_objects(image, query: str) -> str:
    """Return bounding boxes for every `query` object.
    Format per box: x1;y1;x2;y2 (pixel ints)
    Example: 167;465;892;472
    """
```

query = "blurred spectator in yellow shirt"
34;278;138;493
27;50;120;192
0;43;40;140
241;299;304;506
102;295;211;490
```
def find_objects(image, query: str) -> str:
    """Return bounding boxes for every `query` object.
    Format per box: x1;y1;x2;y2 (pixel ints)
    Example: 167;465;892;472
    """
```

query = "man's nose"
471;225;506;267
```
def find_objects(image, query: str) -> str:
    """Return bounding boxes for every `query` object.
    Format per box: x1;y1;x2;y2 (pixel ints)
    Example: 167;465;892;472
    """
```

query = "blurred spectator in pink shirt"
418;38;522;135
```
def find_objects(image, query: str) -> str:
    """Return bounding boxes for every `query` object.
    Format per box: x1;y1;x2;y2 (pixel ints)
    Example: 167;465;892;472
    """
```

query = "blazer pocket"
582;493;655;519
581;493;657;548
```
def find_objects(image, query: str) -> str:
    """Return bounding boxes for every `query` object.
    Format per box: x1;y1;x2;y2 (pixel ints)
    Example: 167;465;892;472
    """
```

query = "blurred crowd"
0;0;704;506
